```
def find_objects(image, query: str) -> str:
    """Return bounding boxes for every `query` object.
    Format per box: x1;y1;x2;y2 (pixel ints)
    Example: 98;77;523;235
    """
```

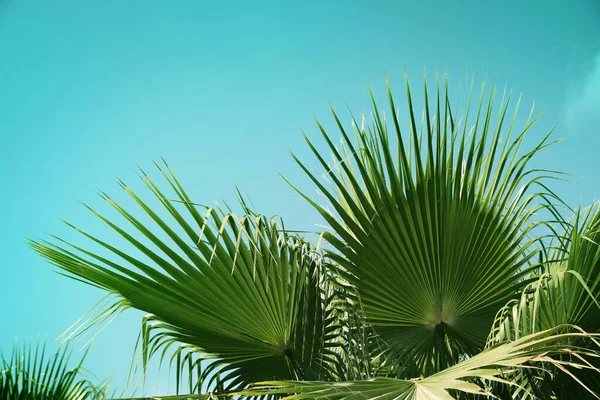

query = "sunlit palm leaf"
488;202;600;397
0;341;106;400
489;202;600;340
288;72;557;374
29;163;338;393
239;326;600;399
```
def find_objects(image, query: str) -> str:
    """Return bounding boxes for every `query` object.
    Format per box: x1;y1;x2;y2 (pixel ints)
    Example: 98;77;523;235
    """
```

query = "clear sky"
1;0;599;396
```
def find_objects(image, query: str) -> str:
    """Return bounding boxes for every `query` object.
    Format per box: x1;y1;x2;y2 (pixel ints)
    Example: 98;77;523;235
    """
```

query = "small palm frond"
29;162;340;393
0;341;106;400
487;202;600;398
239;326;600;399
488;201;600;342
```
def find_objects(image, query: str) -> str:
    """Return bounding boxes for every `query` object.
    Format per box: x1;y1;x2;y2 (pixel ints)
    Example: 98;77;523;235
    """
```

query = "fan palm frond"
0;341;107;400
487;202;600;398
239;326;600;399
29;163;340;394
287;72;558;374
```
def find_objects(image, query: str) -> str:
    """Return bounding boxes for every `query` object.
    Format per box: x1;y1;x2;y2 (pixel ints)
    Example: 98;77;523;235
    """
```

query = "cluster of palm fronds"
12;72;600;399
0;342;106;400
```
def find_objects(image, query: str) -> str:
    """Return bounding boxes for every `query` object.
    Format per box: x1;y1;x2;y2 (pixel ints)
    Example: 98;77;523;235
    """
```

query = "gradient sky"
1;0;599;396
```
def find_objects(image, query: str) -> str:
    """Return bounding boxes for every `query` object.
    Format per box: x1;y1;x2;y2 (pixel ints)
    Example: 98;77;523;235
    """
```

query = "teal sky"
1;0;599;395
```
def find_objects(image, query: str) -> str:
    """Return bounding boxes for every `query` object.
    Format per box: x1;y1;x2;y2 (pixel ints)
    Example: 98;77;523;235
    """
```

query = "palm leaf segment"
290;72;556;374
0;342;105;400
487;203;600;397
490;202;600;342
240;326;600;399
29;164;337;393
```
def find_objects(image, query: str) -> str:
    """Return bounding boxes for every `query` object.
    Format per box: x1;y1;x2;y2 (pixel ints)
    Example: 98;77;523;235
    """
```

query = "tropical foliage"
28;73;600;399
0;341;106;400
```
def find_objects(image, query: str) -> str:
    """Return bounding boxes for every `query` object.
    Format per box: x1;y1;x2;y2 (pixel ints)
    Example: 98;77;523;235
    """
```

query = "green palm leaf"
0;341;106;400
239;326;600;399
489;202;600;341
487;202;600;397
288;72;558;374
29;163;338;393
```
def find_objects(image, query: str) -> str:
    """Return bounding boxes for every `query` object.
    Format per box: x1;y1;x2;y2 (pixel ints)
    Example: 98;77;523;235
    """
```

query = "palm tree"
29;72;600;399
0;341;107;400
